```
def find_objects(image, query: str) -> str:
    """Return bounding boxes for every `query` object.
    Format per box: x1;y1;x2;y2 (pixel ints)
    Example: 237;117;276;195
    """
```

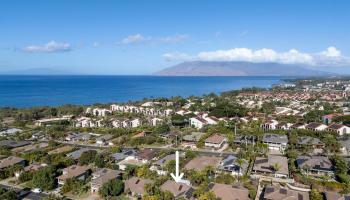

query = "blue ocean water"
0;76;283;108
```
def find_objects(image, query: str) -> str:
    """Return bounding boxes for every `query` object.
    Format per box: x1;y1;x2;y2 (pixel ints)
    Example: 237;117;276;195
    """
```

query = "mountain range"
154;61;334;76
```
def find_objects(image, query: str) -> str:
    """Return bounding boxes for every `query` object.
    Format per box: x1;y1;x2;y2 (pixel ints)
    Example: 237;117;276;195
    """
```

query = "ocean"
0;76;284;108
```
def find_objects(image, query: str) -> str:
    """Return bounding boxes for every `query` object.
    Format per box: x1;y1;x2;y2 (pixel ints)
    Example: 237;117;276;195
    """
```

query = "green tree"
78;150;97;165
95;155;106;168
310;189;323;200
32;166;57;190
99;179;124;199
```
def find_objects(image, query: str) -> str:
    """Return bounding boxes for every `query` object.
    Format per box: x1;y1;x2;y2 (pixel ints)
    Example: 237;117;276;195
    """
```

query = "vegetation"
99;179;124;199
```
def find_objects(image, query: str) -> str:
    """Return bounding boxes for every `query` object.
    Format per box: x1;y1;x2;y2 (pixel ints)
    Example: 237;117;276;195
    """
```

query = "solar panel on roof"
265;187;274;193
279;188;287;194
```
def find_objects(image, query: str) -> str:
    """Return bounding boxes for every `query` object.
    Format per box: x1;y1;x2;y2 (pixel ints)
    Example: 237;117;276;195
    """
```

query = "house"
218;155;248;176
0;140;31;149
185;156;222;171
65;132;91;142
66;148;97;159
35;116;72;126
233;135;256;146
160;180;194;199
297;136;325;149
96;134;114;146
323;114;341;125
291;123;306;130
150;153;178;175
182;132;205;144
296;155;334;177
326;124;350;135
190;117;207;129
261;120;279;130
15;163;46;178
0;156;26;170
135;149;158;163
150;117;163;126
0;128;22;136
117;157;144;171
204;134;227;149
125;177;153;198
208;183;250;200
57;165;90;185
324;191;350;200
262;185;309;200
276;122;293;130
305;122;328;131
91;168;122;194
262;133;288;152
340;137;350;154
111;149;138;161
252;155;289;178
92;108;111;117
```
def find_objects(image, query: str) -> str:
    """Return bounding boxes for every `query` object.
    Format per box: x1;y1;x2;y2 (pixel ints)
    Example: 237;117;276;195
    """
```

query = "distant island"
155;61;333;76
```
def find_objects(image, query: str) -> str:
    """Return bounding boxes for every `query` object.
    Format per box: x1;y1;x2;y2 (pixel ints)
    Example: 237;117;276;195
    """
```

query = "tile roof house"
291;123;306;130
305;122;328;131
263;185;309;200
253;155;289;178
326;124;350;135
91;168;122;194
262;133;288;152
160;180;194;199
204;134;227;149
57;165;90;185
218;155;248;176
0;156;26;170
208;183;250;200
296;155;334;177
135;149;158;162
125;177;153;198
185;156;222;171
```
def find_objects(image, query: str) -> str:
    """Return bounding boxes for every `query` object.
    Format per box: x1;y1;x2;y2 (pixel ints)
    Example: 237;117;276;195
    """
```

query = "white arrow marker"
170;151;184;183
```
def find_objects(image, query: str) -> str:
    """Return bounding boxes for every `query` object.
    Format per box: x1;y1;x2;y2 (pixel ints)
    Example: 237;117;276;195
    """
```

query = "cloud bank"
163;46;349;67
22;41;72;53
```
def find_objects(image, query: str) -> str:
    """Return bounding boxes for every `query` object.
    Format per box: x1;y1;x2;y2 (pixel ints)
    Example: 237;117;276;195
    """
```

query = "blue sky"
0;0;349;74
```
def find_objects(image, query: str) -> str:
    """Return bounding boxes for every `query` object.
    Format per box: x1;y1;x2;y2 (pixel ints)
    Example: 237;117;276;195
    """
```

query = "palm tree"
271;163;281;177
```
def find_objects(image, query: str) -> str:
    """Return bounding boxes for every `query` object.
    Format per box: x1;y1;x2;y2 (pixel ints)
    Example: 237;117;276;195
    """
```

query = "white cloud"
92;42;100;47
163;52;192;62
121;34;146;44
121;33;189;44
163;46;349;66
22;41;71;53
159;34;189;43
320;46;341;57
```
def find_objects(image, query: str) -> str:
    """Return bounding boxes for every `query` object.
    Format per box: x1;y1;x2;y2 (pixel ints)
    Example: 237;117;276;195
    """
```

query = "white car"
32;188;42;193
